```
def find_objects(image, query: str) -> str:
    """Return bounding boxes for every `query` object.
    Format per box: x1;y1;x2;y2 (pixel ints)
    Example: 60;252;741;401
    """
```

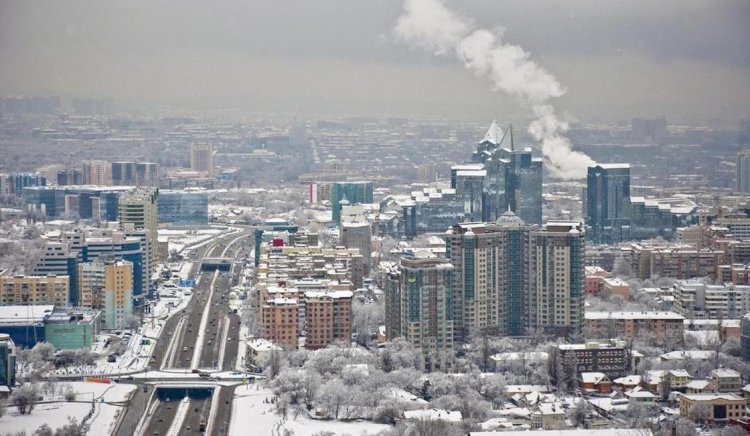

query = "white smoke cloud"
394;0;595;179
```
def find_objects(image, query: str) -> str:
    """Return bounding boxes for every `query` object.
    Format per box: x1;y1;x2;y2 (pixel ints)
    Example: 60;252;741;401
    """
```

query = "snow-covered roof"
613;375;641;386
686;380;710;390
659;350;713;361
404;409;462;422
679;393;745;402
470;429;653;436
581;372;610;384
586;311;684;320
712;368;741;378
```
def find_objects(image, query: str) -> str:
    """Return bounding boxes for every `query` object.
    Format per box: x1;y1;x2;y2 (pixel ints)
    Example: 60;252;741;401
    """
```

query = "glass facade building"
157;190;209;226
585;164;632;244
331;181;373;223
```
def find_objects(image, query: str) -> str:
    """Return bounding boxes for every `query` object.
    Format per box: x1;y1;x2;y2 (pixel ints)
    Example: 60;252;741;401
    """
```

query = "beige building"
190;143;214;175
585;311;685;346
119;188;158;269
103;260;133;330
0;273;69;306
81;160;112;185
679;393;746;424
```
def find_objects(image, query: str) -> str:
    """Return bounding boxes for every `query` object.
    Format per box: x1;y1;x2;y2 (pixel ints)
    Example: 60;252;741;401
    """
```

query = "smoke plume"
395;0;595;179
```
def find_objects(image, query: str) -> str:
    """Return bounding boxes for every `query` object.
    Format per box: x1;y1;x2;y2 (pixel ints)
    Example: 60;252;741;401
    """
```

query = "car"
183;347;188;352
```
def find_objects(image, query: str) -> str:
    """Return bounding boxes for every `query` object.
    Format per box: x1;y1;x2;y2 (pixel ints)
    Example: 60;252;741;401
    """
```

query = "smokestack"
394;0;595;179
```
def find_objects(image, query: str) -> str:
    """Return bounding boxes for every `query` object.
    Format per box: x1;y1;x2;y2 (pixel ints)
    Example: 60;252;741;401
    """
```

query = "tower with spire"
452;120;543;224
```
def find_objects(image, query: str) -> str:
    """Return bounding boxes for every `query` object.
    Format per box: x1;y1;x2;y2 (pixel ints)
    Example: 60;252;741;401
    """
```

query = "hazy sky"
1;0;748;122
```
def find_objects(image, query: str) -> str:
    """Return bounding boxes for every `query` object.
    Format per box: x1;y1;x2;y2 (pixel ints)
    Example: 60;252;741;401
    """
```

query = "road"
116;229;253;436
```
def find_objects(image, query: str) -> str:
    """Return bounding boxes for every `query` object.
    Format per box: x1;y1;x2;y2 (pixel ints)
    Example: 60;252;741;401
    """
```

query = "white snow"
229;387;390;436
0;381;135;435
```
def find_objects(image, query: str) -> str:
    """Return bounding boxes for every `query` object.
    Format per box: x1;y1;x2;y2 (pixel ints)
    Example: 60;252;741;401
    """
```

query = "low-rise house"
686;380;713;394
710;368;742;393
613;375;641;390
625;388;657;405
581;372;612;394
530;402;565;429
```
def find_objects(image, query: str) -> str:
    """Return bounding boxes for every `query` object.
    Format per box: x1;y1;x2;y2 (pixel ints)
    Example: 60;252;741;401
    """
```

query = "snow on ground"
0;381;135;435
229;387;389;436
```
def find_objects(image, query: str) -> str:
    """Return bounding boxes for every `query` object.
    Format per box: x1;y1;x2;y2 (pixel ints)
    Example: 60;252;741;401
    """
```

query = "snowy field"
0;381;135;435
229;387;390;436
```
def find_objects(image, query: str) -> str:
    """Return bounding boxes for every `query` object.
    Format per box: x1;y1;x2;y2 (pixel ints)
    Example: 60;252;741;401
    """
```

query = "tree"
687;403;710;424
64;385;77;402
125;314;141;330
315;378;349;419
568;399;589;428
11;383;40;414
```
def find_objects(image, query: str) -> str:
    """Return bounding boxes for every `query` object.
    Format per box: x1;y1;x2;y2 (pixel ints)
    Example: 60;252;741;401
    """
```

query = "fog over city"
1;2;750;436
1;0;749;122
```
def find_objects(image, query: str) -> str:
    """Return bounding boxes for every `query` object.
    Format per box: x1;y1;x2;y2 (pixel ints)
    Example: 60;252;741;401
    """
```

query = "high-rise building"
453;121;543;225
444;211;535;340
736;150;750;193
331;181;373;223
530;221;585;337
190;143;214;175
585;164;631;244
111;162;135;186
135;162;159;187
339;221;372;275
741;313;750;361
157;189;208;226
102;260;133;329
119;188;158;296
0;333;16;390
82;160;112;186
303;290;352;350
56;169;84;186
31;241;80;305
262;298;299;350
396;254;454;371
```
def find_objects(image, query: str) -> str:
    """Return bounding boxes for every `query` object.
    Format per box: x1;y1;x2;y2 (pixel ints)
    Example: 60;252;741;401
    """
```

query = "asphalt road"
126;230;252;436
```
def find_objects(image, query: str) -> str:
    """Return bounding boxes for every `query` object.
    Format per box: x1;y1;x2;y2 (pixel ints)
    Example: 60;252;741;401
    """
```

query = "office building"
444;212;535;339
397;253;454;371
339;221;372;275
459;121;543;224
530;222;586;337
679;394;746;424
81;160;112;185
22;186;128;220
135;162;158;187
44;308;101;349
0;273;70;306
111;162;135;186
102;260;133;330
585;164;631;244
190;143;214;175
741;314;750;362
119;187;158;264
262;298;299;350
303;290;352;350
0;333;16;392
31;241;79;304
56;169;83;186
737;150;750;193
331;181;373;223
558;339;629;378
0;305;52;348
157;189;209;226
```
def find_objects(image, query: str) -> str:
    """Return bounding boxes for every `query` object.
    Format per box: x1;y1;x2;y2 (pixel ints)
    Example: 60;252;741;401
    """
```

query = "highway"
117;229;253;436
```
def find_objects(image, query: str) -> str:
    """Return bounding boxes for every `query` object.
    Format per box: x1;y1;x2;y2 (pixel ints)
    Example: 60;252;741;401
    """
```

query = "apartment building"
0;273;69;306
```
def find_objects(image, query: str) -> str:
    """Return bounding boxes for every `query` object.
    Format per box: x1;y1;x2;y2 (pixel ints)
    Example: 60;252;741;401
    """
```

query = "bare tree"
11;383;40;414
687;403;710;425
